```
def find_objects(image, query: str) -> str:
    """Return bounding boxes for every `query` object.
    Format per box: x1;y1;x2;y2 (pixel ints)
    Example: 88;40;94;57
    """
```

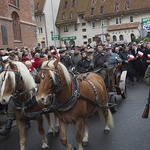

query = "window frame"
64;25;68;32
90;8;95;15
130;16;133;22
91;21;95;28
100;6;104;14
12;11;22;41
125;1;130;10
115;3;119;12
9;0;19;8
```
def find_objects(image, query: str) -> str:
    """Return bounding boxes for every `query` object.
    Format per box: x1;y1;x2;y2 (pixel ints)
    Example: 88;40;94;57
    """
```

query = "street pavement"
0;80;150;150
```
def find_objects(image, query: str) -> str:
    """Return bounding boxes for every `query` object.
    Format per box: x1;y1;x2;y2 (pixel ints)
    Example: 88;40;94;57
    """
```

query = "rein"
2;68;38;118
43;72;111;114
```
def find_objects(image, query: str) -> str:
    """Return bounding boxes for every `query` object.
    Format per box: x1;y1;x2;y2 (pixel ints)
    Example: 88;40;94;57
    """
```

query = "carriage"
0;59;122;150
107;64;127;113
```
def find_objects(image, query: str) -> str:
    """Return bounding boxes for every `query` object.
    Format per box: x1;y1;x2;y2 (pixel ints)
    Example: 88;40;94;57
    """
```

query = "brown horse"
0;61;50;150
36;58;114;150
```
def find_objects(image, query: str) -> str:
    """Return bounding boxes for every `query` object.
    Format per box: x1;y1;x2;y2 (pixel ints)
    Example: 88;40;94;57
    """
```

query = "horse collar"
52;72;80;112
10;95;36;116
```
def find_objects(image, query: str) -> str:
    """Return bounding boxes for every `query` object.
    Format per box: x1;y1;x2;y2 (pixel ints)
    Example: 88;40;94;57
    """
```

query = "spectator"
71;46;81;69
119;45;134;85
59;49;73;70
76;51;93;73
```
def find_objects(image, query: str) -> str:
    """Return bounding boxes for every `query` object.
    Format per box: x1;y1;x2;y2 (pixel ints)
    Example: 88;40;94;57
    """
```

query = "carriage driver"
93;44;109;85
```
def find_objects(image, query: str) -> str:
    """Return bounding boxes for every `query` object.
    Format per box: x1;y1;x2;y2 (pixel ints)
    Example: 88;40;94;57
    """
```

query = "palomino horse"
36;58;114;150
0;61;49;150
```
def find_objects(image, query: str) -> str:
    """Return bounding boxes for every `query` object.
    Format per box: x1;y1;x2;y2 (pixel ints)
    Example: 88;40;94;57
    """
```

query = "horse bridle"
2;67;36;114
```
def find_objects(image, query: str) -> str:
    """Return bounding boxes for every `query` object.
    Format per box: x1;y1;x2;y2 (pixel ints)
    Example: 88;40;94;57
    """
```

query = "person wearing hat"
105;46;122;68
93;44;109;81
59;49;73;70
71;46;81;69
76;51;93;73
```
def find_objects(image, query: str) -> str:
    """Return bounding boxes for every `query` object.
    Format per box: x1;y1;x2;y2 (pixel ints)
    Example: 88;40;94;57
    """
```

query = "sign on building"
142;18;150;31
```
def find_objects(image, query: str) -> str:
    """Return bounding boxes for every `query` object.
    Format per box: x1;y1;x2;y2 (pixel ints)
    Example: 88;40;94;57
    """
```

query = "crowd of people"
0;41;150;136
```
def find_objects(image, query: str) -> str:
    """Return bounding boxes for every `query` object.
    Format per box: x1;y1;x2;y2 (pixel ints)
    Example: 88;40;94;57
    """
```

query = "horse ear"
9;62;17;70
53;57;60;69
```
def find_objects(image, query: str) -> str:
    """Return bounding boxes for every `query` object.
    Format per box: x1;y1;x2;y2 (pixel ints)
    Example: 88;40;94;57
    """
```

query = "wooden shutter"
1;25;8;45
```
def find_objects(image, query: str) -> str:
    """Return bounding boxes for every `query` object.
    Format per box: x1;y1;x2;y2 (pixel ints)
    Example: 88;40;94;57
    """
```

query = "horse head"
36;58;71;106
0;61;35;105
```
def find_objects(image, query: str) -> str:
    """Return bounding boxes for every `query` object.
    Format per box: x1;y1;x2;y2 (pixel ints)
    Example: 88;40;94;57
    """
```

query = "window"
72;0;76;7
12;12;21;41
100;6;104;14
116;17;121;24
101;20;105;26
91;8;95;15
88;38;92;44
113;35;117;41
82;29;86;32
91;21;95;28
74;24;77;31
125;1;130;10
61;13;65;20
82;23;86;26
130;16;133;22
119;35;124;41
38;28;43;34
64;1;68;9
36;2;39;10
36;16;41;22
80;14;84;20
69;12;73;19
64;25;68;32
83;41;87;45
1;25;8;45
92;37;96;41
115;3;119;12
83;35;87;39
9;0;19;7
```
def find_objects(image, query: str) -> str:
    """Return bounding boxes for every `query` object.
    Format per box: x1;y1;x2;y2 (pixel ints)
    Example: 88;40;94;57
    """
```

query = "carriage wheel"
121;86;127;99
109;94;117;113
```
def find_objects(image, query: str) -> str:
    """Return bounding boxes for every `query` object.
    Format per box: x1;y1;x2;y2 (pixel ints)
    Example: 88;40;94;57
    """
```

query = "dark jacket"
77;57;93;73
119;50;133;72
93;51;109;69
60;56;73;70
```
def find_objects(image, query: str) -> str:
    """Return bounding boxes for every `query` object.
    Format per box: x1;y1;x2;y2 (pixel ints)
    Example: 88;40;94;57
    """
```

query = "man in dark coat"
93;44;109;80
119;45;134;84
77;51;93;73
59;49;73;70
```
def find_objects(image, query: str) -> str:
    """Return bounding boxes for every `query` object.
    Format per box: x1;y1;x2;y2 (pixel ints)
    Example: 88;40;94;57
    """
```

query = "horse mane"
41;60;71;85
12;61;36;92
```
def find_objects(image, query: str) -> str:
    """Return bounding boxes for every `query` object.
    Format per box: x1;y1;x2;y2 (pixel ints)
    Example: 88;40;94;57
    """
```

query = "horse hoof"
103;129;110;134
82;141;89;146
48;132;53;137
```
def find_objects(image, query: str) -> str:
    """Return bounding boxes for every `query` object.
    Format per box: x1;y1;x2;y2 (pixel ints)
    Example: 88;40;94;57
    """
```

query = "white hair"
41;60;71;85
